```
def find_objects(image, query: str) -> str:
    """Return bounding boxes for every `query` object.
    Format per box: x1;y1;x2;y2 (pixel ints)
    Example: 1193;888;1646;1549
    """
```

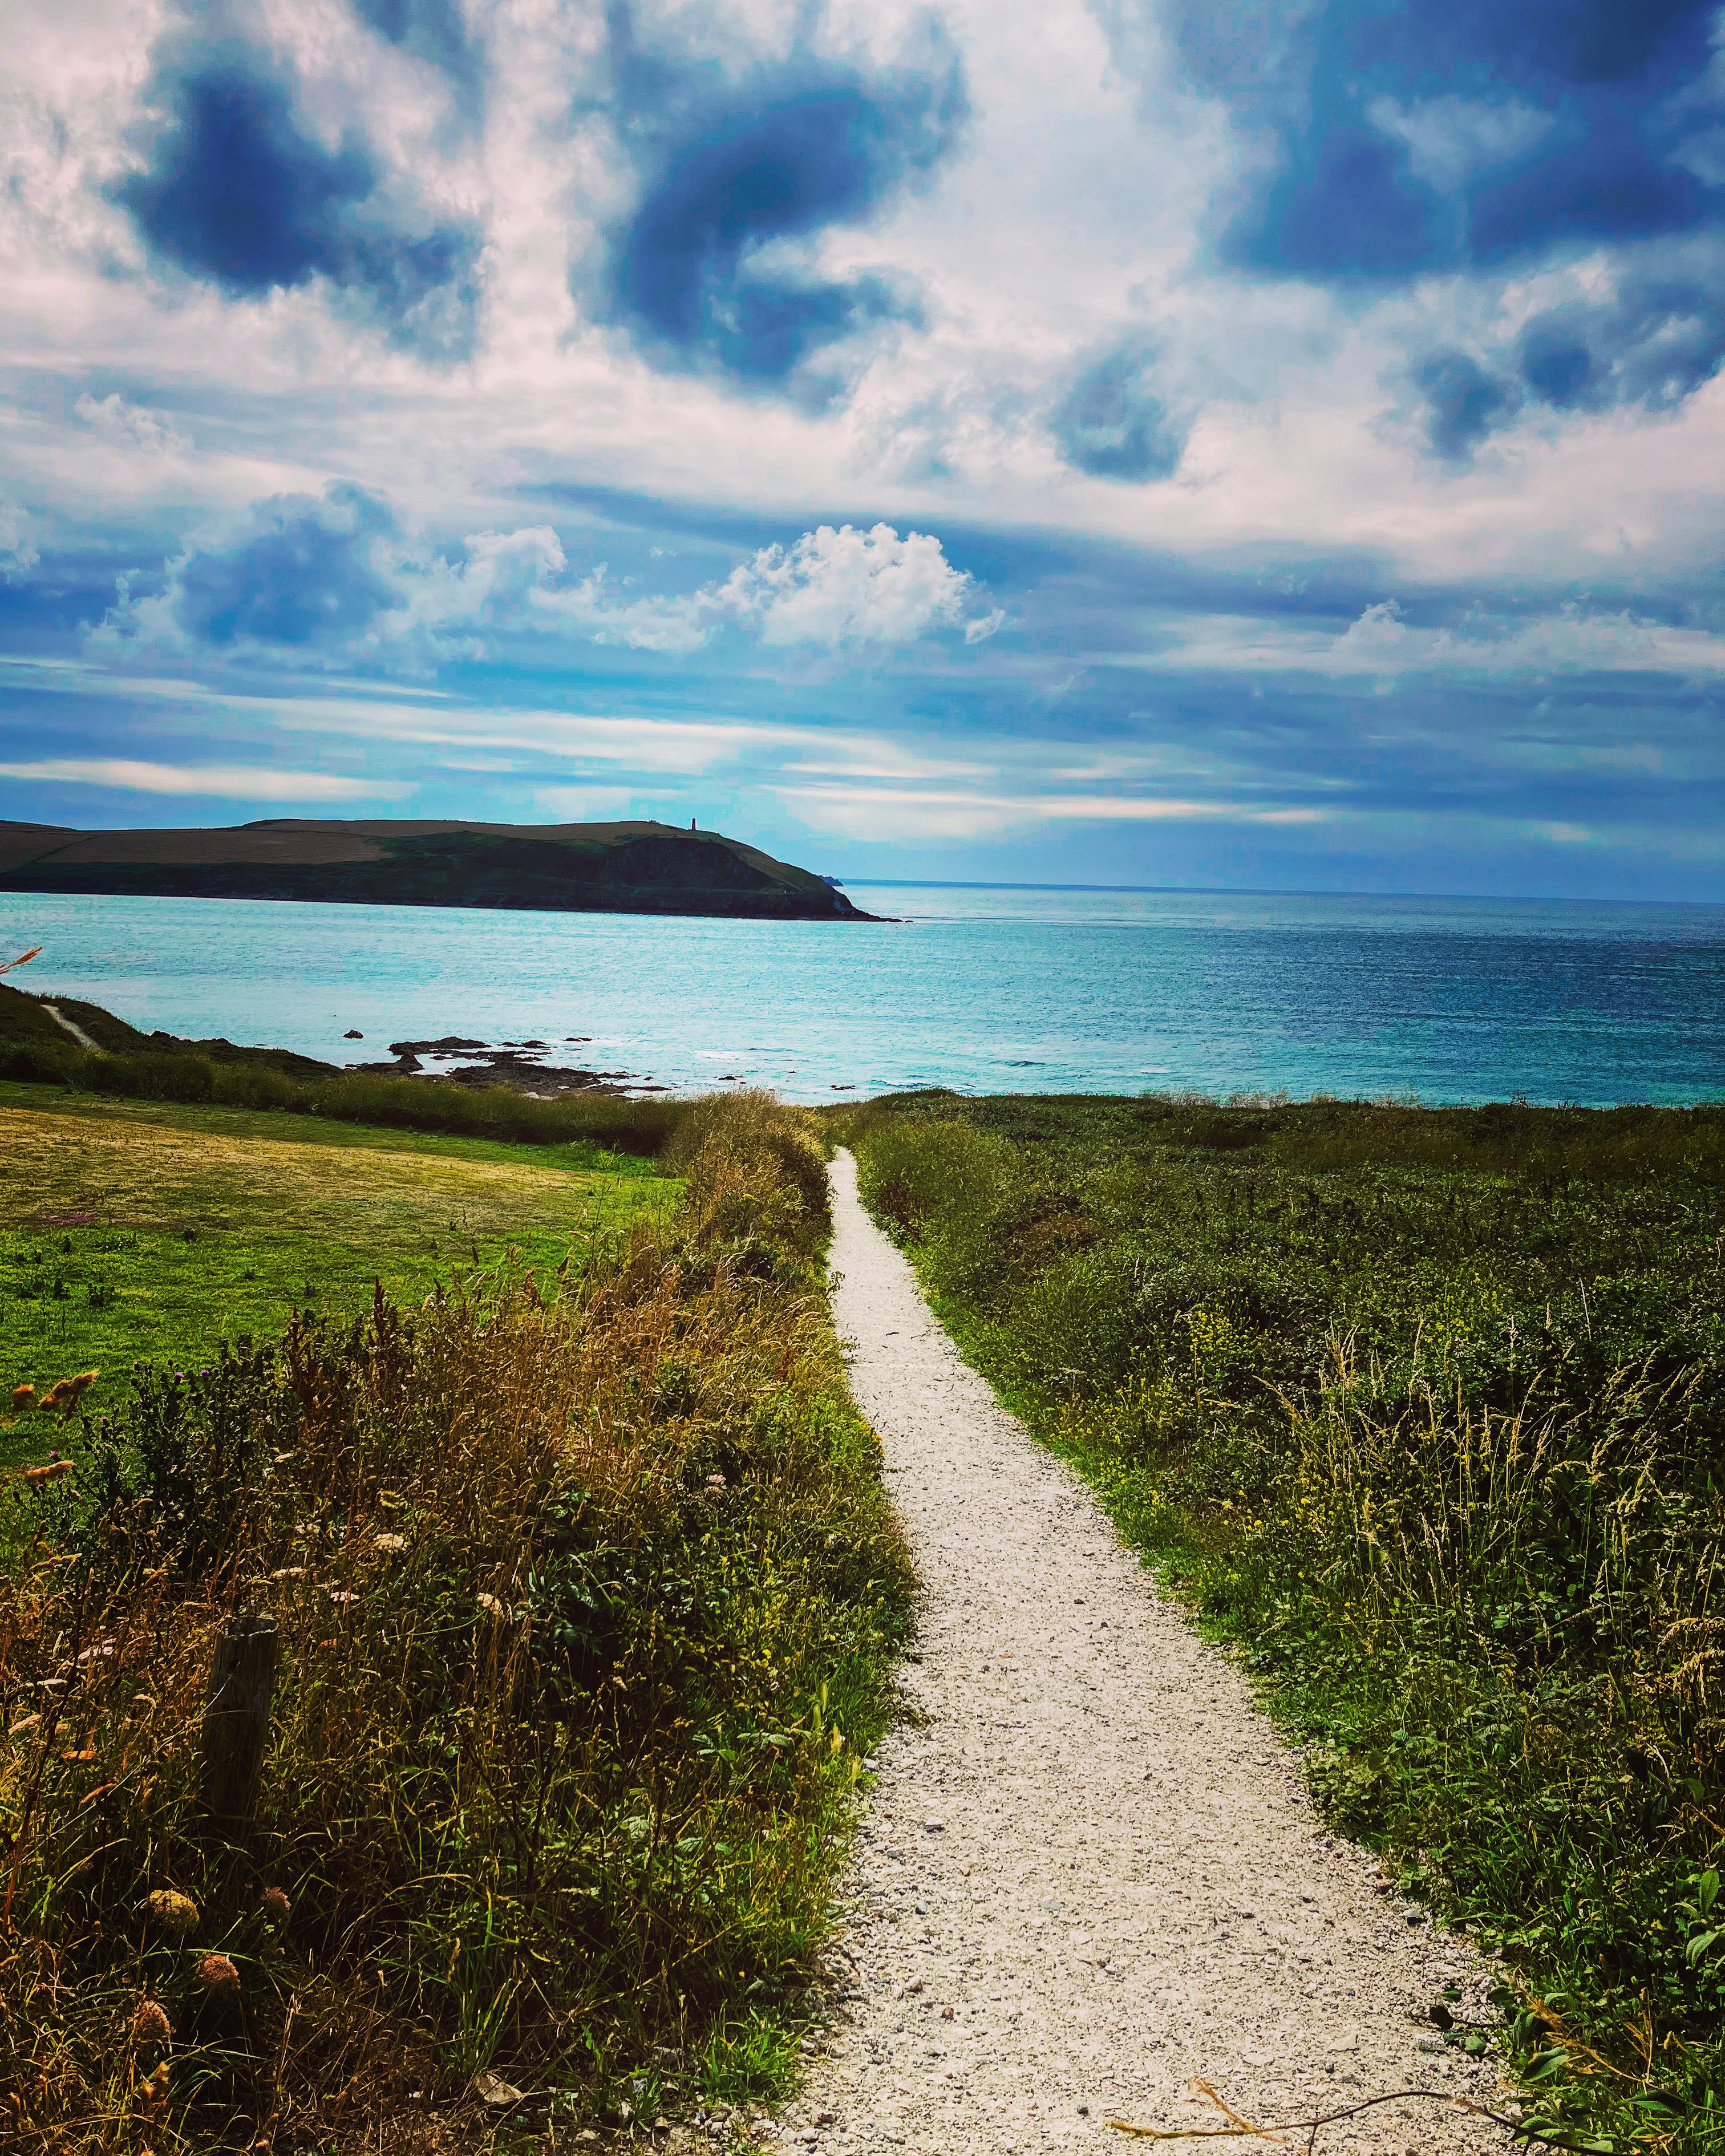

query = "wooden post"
200;1615;279;1829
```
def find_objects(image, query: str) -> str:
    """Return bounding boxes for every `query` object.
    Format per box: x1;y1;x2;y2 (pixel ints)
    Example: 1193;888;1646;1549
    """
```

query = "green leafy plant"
848;1087;1725;2152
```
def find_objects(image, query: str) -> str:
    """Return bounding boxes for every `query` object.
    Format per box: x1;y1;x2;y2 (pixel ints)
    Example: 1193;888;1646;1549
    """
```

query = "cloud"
600;27;966;390
352;0;480;92
1148;597;1725;679
707;522;999;647
74;392;191;455
102;484;999;664
779;782;1326;840
1050;337;1187;483
542;521;1001;652
1519;274;1725;412
98;485;571;667
114;42;481;357
1413;348;1521;459
1399;266;1725;459
1161;0;1725;453
1364;93;1556;195
0;501;38;583
106;483;403;656
0;759;401;800
1188;0;1723;282
1235;126;1443;282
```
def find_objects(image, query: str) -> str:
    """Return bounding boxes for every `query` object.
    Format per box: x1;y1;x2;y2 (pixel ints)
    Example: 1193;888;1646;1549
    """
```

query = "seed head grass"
0;1092;911;2147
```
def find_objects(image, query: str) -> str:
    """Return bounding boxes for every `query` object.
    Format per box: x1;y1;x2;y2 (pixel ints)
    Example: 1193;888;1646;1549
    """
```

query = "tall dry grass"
0;1095;909;2147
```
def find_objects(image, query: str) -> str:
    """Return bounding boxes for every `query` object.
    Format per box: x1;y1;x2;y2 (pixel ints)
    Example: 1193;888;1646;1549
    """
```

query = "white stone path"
777;1153;1511;2156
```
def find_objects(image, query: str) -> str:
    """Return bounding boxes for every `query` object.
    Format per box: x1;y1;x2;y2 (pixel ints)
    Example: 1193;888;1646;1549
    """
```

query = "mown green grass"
843;1089;1725;2156
0;1083;672;1465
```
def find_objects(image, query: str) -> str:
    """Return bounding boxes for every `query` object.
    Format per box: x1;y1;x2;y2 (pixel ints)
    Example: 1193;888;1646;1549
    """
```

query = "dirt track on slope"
779;1152;1511;2156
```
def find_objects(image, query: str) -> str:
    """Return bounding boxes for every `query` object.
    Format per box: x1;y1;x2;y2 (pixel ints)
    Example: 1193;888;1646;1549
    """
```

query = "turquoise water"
1;886;1721;1107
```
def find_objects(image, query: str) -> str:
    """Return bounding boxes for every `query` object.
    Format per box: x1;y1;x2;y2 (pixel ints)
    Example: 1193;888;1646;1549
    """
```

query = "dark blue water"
1;886;1720;1107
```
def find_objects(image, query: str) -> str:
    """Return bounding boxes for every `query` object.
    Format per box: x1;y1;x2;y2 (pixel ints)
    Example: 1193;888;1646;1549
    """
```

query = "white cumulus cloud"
536;521;1002;654
710;523;1002;648
97;494;1000;668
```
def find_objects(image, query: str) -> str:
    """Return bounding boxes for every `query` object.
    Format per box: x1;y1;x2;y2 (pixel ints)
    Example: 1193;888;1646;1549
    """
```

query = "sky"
3;0;1724;899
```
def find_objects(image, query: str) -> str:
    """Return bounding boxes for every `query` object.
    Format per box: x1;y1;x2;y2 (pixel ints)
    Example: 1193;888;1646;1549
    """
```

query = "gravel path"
782;1153;1511;2156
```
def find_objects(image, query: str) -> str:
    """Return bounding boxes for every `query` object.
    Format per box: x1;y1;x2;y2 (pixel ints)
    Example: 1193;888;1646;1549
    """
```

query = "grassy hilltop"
0;816;875;921
837;1089;1725;2152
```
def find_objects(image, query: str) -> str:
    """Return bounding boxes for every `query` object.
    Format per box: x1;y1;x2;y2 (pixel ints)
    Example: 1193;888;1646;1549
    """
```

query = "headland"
0;816;877;921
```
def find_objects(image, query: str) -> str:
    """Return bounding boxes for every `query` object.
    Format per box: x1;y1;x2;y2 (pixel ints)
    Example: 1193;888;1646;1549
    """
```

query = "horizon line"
833;880;1722;907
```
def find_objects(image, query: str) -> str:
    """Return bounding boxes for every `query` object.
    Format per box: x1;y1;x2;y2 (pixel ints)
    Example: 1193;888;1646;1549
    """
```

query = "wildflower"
371;1532;407;1555
260;1886;291;1922
131;1999;173;2047
476;1592;506;1618
141;1889;199;1934
195;1954;240;1994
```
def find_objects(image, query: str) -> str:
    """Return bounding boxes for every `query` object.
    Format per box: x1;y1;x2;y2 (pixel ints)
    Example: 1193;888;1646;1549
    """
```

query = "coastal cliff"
0;817;876;922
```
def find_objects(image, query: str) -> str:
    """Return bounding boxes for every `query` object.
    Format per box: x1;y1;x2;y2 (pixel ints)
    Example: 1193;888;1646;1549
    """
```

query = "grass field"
843;1089;1725;2155
0;1083;671;1464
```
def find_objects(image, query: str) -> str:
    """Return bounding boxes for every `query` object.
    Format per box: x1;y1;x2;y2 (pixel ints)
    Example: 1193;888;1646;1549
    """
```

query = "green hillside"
0;816;875;921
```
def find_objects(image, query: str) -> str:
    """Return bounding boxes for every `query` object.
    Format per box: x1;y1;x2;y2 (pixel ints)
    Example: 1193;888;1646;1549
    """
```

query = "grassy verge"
840;1089;1725;2155
0;1085;671;1468
1;1092;912;2147
0;980;686;1156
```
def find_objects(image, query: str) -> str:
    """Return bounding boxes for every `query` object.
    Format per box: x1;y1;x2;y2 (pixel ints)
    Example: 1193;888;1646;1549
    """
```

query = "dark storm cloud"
599;15;966;388
1412;349;1521;460
1189;0;1722;282
115;45;480;356
1519;277;1725;413
153;482;400;650
1161;0;1725;454
1412;271;1725;457
1050;339;1187;482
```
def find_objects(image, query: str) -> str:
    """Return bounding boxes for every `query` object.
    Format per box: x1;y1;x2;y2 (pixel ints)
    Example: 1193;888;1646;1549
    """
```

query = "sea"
1;886;1722;1109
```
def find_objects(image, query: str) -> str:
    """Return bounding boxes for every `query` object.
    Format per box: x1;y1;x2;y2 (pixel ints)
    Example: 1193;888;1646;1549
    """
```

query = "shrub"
0;1096;910;2147
852;1094;1725;2149
0;1035;687;1156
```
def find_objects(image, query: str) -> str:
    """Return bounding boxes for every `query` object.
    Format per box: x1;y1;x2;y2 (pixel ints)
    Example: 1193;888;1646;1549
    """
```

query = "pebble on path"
775;1152;1511;2156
